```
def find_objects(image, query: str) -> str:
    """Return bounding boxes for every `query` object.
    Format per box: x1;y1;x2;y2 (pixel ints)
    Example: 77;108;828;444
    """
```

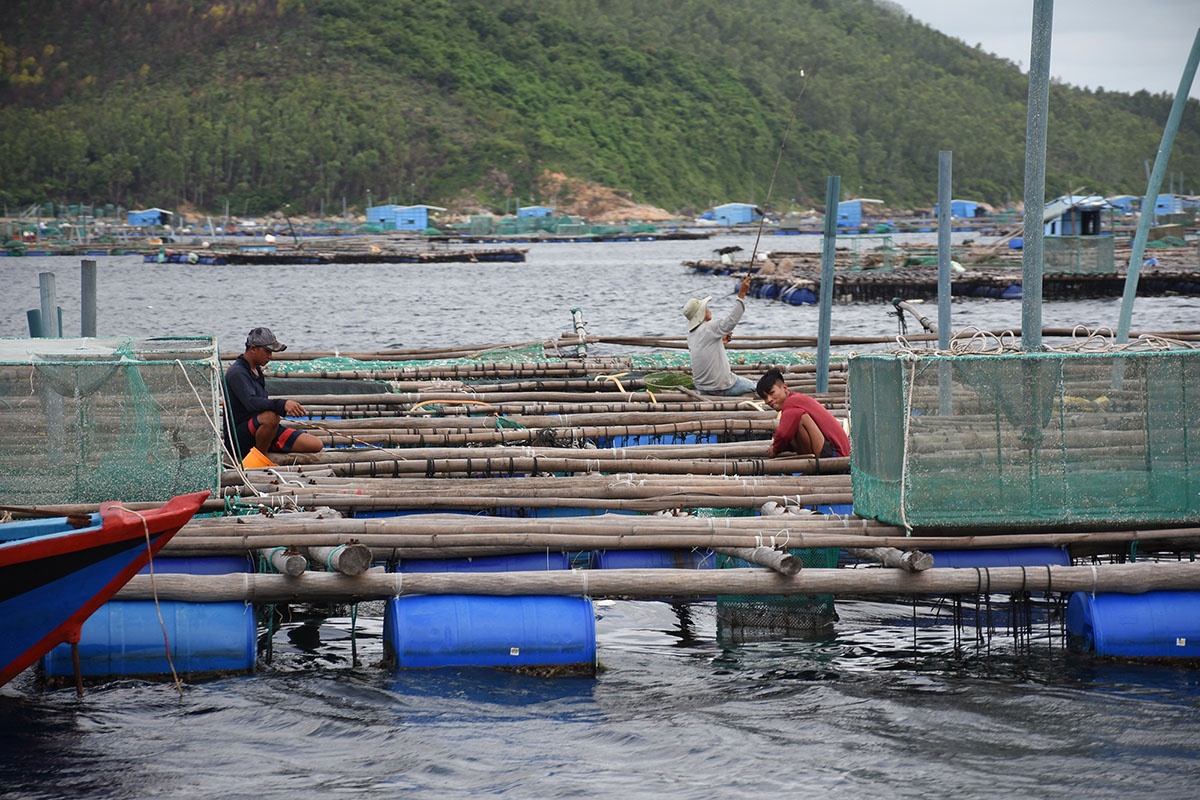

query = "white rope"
893;325;1197;358
173;359;267;499
111;504;184;696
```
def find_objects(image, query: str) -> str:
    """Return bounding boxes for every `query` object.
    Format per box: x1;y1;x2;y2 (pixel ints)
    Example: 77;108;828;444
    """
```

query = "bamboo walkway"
92;336;1200;604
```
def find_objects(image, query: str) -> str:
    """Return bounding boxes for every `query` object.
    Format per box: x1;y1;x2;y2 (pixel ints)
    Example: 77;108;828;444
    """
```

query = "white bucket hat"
683;296;711;331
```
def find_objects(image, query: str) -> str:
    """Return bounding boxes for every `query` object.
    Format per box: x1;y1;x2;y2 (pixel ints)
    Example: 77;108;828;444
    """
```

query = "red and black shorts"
234;415;304;457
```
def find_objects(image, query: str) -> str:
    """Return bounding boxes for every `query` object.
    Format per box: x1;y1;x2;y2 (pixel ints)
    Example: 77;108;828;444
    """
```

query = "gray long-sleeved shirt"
686;298;745;392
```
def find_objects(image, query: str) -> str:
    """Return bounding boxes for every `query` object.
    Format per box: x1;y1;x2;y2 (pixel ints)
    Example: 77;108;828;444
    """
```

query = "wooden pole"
258;547;307;576
308;544;372;575
848;547;933;572
116;560;1200;603
713;547;803;575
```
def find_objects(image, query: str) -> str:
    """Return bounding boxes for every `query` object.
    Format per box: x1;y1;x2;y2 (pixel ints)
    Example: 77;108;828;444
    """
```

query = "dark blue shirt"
224;354;286;426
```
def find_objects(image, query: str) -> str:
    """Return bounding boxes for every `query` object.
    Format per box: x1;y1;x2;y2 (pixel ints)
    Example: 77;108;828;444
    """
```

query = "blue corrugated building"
933;199;982;218
1155;194;1184;216
836;199;885;228
517;205;555;218
711;203;761;226
127;208;173;226
1043;195;1110;236
365;204;446;231
1106;195;1139;214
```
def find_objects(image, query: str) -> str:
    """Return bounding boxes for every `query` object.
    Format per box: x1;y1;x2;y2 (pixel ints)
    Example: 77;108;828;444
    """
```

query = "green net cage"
699;508;839;638
0;336;222;505
1043;235;1116;274
850;346;1200;530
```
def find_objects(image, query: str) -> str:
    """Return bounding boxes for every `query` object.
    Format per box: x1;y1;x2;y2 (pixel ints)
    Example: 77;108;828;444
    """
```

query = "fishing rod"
746;69;810;270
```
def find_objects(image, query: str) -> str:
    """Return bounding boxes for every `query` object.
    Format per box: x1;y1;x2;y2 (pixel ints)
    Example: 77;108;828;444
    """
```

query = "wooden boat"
0;491;209;687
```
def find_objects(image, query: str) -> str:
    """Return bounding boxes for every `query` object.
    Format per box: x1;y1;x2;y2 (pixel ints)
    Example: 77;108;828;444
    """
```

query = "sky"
886;0;1200;99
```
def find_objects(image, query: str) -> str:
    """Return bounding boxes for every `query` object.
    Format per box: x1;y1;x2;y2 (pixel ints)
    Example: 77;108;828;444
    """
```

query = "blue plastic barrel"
397;552;571;572
42;555;257;678
788;287;817;305
384;595;596;670
593;549;715;569
1066;591;1200;658
42;600;257;677
142;555;252;575
931;547;1069;569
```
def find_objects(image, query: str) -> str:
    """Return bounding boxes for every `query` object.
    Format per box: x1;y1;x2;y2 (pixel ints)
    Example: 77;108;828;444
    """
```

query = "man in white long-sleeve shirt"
683;274;757;395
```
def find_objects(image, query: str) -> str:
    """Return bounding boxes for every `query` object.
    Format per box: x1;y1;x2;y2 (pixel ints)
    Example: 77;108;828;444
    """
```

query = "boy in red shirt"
755;368;850;459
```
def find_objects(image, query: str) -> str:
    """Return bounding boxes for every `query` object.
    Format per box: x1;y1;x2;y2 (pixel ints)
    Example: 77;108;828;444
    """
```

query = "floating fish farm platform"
6;333;1200;682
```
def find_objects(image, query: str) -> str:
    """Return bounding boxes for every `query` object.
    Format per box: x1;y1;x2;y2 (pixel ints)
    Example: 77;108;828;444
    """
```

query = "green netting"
696;508;838;636
627;350;828;370
1146;236;1189;248
265;349;833;377
0;336;222;505
642;371;694;390
1042;235;1115;274
468;343;548;363
850;346;1200;529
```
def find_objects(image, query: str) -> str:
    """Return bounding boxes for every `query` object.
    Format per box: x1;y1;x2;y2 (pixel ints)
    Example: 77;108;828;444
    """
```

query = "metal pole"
39;272;61;337
936;151;953;350
1020;0;1054;352
1116;27;1200;344
81;259;97;337
937;151;954;417
816;176;840;394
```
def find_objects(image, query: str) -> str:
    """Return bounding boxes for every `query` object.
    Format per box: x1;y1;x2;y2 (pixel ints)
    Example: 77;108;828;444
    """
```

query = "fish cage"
1043;235;1116;274
844;233;899;271
849;346;1200;530
0;336;222;505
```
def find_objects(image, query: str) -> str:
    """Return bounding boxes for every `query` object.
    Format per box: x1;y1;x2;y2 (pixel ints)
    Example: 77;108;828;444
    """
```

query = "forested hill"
0;0;1196;217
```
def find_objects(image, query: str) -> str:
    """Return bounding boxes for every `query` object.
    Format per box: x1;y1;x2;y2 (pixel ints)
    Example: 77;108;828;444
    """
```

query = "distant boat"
0;491;209;688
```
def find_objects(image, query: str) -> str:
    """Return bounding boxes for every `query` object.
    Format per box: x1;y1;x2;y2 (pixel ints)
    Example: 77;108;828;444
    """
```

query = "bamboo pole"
117;560;1200;603
161;517;1200;557
713;546;803;575
308;544;372;576
258;547;307;576
848;547;933;572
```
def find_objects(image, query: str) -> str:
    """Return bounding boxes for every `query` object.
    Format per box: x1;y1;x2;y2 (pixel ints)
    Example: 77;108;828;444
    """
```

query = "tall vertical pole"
937;151;954;416
816;176;840;394
81;259;97;337
39;272;61;337
1020;0;1054;352
936;151;953;351
1116;28;1200;344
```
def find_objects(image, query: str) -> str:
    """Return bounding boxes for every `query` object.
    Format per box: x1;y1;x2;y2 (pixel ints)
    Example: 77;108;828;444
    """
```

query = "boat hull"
0;491;209;687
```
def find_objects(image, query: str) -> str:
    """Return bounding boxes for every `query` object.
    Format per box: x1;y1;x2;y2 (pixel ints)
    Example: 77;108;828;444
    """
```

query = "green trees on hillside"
0;0;1195;216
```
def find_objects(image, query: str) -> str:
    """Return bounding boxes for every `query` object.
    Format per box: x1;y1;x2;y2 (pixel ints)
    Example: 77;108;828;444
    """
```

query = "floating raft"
146;245;529;265
11;334;1200;672
688;241;1200;302
744;264;1200;303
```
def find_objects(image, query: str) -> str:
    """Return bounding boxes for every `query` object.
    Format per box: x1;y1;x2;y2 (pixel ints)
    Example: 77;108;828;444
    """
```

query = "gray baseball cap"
246;327;287;352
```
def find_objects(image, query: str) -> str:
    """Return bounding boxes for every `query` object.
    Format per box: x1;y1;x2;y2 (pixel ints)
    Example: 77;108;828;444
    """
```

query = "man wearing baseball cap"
223;327;323;466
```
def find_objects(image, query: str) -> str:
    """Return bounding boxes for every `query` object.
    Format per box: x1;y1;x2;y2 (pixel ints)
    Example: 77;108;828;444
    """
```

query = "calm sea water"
2;236;1200;799
2;233;1196;352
